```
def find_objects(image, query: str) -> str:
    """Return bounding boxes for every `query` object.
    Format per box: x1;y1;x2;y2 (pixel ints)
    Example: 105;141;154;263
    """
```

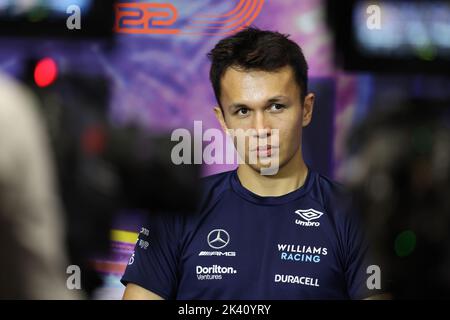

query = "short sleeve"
120;213;182;300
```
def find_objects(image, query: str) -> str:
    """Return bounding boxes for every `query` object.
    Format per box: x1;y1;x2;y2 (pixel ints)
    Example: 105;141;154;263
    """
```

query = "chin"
245;159;283;176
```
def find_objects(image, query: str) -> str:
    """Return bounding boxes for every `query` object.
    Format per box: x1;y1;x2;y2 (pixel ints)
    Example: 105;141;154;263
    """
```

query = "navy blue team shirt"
121;169;371;299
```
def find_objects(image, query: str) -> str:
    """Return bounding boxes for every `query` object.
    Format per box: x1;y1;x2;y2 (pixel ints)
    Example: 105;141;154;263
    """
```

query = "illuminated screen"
0;0;92;19
353;1;450;61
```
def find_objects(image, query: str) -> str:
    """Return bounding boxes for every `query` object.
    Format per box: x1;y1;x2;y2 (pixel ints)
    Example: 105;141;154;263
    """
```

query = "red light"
34;57;58;87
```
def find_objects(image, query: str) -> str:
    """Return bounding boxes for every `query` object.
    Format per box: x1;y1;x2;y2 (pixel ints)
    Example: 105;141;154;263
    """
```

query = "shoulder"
198;170;235;205
308;171;356;225
310;172;352;205
317;173;351;201
155;171;235;228
200;170;234;188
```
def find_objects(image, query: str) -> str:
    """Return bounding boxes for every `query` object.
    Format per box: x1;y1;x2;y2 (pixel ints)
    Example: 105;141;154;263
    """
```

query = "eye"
269;103;285;112
236;108;250;116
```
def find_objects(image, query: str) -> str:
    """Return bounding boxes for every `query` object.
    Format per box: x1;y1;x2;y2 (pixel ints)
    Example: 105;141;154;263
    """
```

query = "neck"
237;148;308;197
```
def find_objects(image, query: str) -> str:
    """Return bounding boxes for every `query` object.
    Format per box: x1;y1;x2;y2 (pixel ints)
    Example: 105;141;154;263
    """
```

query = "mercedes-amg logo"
207;229;230;249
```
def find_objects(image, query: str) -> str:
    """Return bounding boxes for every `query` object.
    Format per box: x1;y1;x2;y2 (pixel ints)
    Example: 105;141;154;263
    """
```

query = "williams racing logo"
278;244;328;263
294;209;324;227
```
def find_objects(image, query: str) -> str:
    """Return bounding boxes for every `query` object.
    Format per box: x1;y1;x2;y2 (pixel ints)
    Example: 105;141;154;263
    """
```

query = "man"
121;27;373;299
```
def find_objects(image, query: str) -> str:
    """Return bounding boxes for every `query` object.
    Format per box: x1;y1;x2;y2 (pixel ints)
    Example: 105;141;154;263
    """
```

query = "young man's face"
214;65;314;174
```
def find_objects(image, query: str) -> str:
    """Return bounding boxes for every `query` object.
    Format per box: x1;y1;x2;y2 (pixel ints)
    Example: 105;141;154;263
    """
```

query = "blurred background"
0;0;449;299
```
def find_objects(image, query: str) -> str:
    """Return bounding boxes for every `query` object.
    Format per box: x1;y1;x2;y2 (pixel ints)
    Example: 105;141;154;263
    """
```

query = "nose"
251;111;271;138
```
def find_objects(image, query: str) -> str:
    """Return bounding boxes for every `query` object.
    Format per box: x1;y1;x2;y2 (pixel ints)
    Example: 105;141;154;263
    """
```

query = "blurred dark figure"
0;73;79;299
345;99;450;299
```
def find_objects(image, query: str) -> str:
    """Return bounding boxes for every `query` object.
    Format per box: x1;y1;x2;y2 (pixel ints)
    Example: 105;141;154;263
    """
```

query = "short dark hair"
207;27;309;107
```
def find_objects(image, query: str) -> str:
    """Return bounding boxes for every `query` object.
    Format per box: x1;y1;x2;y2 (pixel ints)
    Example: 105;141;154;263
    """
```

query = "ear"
302;93;315;127
214;106;229;133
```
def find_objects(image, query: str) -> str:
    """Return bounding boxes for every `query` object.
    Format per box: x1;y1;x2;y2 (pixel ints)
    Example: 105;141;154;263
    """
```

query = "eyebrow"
227;95;289;111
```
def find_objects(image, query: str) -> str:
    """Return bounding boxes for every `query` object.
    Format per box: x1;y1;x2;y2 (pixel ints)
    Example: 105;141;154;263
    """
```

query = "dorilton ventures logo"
196;265;237;280
114;0;265;36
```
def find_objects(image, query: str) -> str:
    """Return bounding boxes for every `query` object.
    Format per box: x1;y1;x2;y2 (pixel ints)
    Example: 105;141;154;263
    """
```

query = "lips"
252;145;278;157
252;145;278;151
